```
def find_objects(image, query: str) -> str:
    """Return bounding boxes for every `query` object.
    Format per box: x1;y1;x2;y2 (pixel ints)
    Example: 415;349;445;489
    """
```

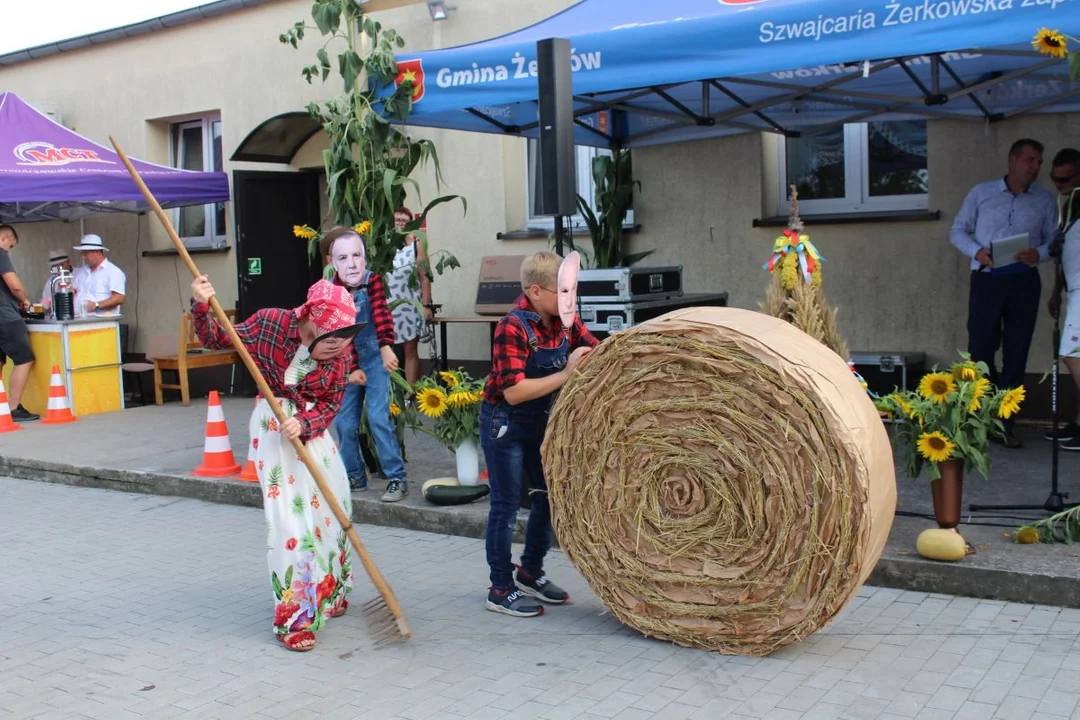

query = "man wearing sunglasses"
950;138;1059;448
1046;148;1080;449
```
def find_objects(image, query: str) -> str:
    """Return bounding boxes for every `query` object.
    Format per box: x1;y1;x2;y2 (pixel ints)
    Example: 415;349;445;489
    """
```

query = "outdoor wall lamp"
427;1;455;21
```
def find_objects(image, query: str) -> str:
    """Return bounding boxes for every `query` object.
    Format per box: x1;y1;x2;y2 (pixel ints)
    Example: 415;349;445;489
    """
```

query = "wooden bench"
153;310;240;406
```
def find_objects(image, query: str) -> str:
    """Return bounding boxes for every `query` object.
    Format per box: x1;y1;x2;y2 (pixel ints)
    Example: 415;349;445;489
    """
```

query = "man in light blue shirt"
950;138;1058;448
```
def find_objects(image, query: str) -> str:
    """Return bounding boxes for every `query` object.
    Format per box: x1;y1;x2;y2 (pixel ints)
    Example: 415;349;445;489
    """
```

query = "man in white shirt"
72;234;126;316
1046;148;1080;449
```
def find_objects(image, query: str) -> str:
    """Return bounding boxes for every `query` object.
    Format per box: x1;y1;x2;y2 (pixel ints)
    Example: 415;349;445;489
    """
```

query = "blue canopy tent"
382;0;1080;148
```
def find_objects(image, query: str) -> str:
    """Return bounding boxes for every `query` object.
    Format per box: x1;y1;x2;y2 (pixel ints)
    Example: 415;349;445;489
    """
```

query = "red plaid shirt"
332;273;396;372
191;302;349;442
483;294;599;405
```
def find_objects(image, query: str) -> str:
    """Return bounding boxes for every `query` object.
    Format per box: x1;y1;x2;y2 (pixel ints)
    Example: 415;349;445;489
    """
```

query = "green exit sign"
247;258;262;276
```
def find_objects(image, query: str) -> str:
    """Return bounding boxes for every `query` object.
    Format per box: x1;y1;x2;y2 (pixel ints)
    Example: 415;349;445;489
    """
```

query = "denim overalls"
480;308;569;590
333;271;406;484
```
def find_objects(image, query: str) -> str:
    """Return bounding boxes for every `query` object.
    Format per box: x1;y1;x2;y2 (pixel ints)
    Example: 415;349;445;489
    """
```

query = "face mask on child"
557;251;580;327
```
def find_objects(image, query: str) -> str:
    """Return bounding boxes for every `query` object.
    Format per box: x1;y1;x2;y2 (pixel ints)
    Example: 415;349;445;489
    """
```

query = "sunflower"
416;388;448;418
998;386;1026;419
918;372;956;404
888;393;914;419
439;371;460;388
353;220;372;235
917;431;956;463
951;362;978;382
967;377;991;414
293;225;318;240
1033;28;1068;59
445;391;469;408
389;402;402;418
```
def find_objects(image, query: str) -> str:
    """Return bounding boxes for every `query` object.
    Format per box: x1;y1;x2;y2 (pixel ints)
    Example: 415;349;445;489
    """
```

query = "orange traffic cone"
192;391;242;477
0;378;22;433
237;397;258;482
41;366;77;424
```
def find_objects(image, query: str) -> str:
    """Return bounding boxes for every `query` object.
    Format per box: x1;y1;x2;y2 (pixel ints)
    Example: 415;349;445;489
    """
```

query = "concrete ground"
5;477;1080;720
2;398;1080;607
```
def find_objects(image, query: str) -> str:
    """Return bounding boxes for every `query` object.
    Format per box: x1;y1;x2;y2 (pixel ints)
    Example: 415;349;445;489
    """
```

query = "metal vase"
931;459;964;529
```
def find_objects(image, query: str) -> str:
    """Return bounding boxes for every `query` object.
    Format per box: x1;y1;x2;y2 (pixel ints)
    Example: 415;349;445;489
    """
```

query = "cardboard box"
474;255;527;316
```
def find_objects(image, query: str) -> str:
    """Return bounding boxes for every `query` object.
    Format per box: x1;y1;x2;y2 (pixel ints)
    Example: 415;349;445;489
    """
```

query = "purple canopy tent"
0;92;230;222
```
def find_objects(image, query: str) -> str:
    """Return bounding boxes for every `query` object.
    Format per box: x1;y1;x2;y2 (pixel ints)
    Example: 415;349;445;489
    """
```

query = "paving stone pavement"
5;476;1080;720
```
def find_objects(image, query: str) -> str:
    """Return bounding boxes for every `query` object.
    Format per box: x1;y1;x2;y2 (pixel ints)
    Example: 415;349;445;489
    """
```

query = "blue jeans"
480;400;552;590
335;366;406;482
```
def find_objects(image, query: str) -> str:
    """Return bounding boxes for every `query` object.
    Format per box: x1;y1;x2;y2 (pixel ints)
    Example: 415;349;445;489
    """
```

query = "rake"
110;136;411;646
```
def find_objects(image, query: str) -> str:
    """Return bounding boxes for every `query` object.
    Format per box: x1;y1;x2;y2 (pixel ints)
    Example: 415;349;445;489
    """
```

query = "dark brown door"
233;170;322;320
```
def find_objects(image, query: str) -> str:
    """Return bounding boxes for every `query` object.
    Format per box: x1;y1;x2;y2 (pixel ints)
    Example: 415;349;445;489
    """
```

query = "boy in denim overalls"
320;227;409;503
481;251;597;617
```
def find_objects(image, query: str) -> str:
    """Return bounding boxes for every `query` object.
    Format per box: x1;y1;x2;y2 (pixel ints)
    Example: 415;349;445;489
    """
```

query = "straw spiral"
542;307;895;656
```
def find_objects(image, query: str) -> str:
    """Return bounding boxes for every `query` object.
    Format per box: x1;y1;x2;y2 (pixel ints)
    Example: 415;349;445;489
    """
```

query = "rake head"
362;595;412;647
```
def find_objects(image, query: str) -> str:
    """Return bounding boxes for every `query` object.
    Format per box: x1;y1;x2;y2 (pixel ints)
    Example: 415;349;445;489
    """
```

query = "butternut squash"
916;528;967;562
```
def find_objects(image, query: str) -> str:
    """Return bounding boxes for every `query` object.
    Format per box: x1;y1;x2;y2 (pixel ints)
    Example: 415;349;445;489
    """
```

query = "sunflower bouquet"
874;352;1025;481
400;368;487;451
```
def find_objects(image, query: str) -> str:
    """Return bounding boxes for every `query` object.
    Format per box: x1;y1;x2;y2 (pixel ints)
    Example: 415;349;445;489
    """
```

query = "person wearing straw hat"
40;250;73;312
190;275;368;653
72;234;126;316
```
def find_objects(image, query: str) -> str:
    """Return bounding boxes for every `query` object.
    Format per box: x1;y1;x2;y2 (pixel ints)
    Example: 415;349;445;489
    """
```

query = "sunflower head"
1033;27;1069;59
439;371;461;388
951;362;979;382
353;220;372;235
446;390;472;408
998;386;1026;419
918;372;956;404
966;377;991;414
293;224;318;240
416;388;448;418
917;431;956;463
389;402;402;418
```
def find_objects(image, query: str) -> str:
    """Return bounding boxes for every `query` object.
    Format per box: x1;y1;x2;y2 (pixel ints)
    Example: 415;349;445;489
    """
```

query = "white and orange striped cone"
237;397;258;482
0;378;22;433
41;366;77;424
192;390;242;477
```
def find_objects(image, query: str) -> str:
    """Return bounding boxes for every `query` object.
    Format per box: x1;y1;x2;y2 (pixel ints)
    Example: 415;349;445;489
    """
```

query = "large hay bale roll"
542;307;895;656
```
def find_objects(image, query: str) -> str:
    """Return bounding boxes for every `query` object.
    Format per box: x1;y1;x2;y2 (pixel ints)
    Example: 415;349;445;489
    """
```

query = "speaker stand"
554;214;566;256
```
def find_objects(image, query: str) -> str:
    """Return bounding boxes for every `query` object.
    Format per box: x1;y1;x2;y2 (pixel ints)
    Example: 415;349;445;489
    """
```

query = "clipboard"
990;233;1030;276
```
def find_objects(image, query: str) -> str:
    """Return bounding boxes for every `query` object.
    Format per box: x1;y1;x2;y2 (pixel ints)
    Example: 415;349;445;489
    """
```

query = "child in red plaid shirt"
480;251;598;617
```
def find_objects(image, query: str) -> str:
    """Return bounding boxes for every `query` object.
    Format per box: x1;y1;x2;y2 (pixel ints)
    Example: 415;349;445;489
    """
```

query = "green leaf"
311;2;340;35
1070;52;1080;83
317;48;331;81
339;50;364;92
271;571;284;601
622;250;656;267
382;168;398;207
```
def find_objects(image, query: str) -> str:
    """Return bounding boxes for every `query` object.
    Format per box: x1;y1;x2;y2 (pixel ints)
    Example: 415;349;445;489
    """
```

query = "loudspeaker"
536;38;576;217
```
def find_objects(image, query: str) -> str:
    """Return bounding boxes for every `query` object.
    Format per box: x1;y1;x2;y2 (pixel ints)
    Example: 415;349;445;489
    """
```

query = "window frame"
775;121;928;217
523;140;634;232
169;116;226;249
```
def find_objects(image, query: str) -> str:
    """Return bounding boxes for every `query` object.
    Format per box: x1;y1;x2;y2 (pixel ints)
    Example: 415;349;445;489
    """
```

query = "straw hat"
73;234;109;252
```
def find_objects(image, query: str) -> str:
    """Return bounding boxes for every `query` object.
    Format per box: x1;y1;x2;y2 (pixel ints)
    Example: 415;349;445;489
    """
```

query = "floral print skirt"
250;398;354;636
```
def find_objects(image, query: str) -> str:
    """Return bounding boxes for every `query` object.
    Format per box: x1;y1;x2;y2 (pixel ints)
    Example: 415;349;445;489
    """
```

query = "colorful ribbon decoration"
764;228;826;284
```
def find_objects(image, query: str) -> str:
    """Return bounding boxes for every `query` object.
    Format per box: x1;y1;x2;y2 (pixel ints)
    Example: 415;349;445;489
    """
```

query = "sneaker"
1061;437;1080;452
515;566;570;604
349;477;368;492
485;587;544;617
1045;422;1080;441
380;480;408;503
11;405;39;422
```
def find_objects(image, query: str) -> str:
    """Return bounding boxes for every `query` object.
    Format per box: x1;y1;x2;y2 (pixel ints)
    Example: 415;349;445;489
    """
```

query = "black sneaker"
485;587;544;617
1061;437;1080;452
349;476;368;491
1046;422;1080;441
515;566;569;604
11;405;39;422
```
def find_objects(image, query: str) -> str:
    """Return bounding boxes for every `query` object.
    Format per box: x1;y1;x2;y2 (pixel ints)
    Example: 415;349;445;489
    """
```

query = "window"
170;117;226;247
777;120;928;216
524;140;633;230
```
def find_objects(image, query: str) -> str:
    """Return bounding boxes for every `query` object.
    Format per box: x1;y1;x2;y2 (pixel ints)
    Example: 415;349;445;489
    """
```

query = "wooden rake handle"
109;137;410;640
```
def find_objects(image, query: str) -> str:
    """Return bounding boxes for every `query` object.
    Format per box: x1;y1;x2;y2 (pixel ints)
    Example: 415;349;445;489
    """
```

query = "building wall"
3;0;1077;400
